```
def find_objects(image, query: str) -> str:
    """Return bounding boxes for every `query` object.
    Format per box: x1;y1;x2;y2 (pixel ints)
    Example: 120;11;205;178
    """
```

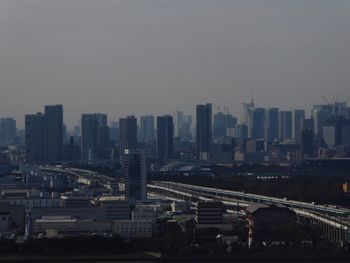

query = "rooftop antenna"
250;89;255;106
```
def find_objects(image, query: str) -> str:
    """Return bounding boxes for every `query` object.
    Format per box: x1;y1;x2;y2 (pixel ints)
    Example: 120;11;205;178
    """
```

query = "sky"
0;0;349;129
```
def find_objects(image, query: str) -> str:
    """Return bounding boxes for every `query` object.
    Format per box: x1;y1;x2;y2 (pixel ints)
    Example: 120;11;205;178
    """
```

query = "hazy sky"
0;0;349;128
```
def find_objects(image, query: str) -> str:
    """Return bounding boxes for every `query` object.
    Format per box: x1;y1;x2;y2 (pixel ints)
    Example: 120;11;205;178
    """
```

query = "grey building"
196;104;212;160
248;108;265;140
312;105;331;136
213;111;237;138
119;116;137;159
44;105;64;162
0;118;16;141
196;201;225;224
140;115;154;143
25;113;46;162
279;111;292;141
81;113;109;160
157;115;173;160
293;109;305;142
123;149;147;201
265;108;279;142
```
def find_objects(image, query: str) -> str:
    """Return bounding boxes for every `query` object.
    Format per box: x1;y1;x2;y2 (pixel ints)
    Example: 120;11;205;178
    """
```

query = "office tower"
312;105;331;136
301;129;314;158
73;125;80;136
196;103;212;160
81;113;109;160
123;149;147;201
234;124;248;140
44;105;63;162
0;118;16;141
279;111;292;141
109;121;118;141
293;109;305;142
62;124;67;143
331;101;347;117
179;115;193;141
174;111;184;137
157;115;173;160
265;108;279;142
248;108;265;139
140;115;154;143
241;98;255;125
301;118;314;132
25;113;46;162
323;118;350;148
213;111;237;138
346;107;350;120
119;116;137;158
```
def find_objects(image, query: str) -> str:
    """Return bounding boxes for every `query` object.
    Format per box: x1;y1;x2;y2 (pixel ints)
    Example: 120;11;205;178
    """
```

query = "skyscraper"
157;115;173;160
312;105;331;136
81;113;109;160
25;113;45;162
279;111;292;141
0;118;16;141
196;103;212;160
140;115;154;143
265;108;279;142
241;98;255;125
293;109;305;142
301;129;314;158
123;149;147;201
174;111;184;138
248;108;265;140
213;112;237;138
119;116;137;158
44;105;63;162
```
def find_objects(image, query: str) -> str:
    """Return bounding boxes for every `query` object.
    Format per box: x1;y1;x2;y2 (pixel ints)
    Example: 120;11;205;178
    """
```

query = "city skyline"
0;1;349;128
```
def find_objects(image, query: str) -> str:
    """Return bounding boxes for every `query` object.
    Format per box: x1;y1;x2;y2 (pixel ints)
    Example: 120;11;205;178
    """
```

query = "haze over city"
0;0;349;128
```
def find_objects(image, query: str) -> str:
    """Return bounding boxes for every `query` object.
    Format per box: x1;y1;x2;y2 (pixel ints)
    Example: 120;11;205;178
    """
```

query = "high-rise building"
312;105;331;136
265;108;279;142
293;110;305;142
301;118;314;132
44;105;63;162
123;149;147;201
196;104;212;160
0;118;16;141
346;107;350;120
157;115;173;160
179;115;193;141
323;118;350;149
241;98;255;125
119;116;137;158
81;113;109;160
234;124;248;140
301;128;314;158
279;111;292;141
213;112;237;138
140;115;154;143
248;108;265;140
25;113;46;162
174;111;184;138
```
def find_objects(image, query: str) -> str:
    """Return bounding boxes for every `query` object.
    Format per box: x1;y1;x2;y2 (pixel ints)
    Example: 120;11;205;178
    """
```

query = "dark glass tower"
44;105;63;162
25;113;45;163
265;108;279;142
119;116;137;158
123;149;147;201
157;115;173;160
196;103;212;160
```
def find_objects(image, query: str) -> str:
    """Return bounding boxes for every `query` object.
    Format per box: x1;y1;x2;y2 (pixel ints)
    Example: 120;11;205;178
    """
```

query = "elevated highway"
149;181;350;246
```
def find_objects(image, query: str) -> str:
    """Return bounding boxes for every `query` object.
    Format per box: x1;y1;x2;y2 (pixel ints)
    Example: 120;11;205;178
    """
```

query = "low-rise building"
34;216;111;234
113;220;153;239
